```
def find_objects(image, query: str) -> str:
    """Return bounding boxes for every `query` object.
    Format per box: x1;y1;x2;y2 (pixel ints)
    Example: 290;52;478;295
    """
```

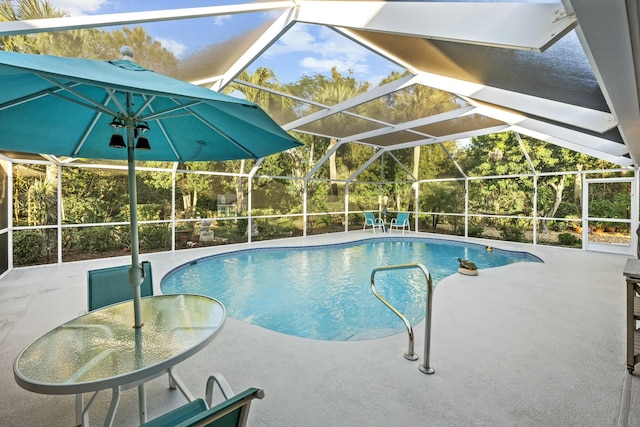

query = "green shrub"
452;219;465;235
75;226;119;253
236;218;248;235
556;201;580;218
139;224;169;250
137;204;163;221
318;215;333;226
558;233;581;247
498;224;525;242
548;220;567;232
468;223;484;237
13;231;45;265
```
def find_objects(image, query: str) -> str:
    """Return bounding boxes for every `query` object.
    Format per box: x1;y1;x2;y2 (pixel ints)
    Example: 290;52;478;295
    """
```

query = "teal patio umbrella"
0;48;302;328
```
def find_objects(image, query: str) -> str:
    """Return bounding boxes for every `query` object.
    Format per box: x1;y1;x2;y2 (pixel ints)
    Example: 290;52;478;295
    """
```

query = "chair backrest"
141;387;265;427
364;211;376;224
397;212;409;225
87;261;153;311
141;399;208;427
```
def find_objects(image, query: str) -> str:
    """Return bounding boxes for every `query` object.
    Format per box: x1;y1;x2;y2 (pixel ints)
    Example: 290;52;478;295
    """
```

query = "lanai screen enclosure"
1;0;640;275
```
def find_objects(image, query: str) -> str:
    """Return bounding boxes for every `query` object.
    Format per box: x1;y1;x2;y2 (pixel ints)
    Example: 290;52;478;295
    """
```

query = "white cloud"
155;37;187;58
48;0;109;16
300;57;369;75
266;24;374;78
211;15;231;27
264;25;319;57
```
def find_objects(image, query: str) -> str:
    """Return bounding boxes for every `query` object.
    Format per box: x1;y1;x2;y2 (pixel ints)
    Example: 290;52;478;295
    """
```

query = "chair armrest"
205;373;235;405
178;388;265;427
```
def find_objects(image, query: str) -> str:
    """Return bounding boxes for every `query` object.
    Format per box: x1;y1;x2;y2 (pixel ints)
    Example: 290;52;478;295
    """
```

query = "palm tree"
226;68;294;213
0;0;68;53
0;0;178;72
386;78;458;206
312;68;369;195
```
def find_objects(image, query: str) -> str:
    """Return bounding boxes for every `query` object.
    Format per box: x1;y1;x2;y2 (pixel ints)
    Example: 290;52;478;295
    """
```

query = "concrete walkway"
0;232;636;426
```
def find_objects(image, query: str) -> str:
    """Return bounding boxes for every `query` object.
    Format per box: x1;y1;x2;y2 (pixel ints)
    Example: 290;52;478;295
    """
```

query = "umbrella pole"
126;120;144;329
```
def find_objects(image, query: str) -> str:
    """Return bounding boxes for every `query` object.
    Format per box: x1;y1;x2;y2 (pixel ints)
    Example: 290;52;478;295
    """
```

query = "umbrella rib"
0;81;84;111
48;90;120;117
39;74;122;117
105;88;127;117
188;107;258;159
155;120;182;160
134;95;157;119
72;108;106;157
139;100;204;121
0;90;49;111
140;99;184;160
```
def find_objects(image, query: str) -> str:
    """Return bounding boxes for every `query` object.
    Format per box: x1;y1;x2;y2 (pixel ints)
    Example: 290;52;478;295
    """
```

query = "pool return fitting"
370;263;435;375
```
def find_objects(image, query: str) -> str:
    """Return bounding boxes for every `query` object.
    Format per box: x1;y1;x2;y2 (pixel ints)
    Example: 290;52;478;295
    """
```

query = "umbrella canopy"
0;49;301;161
0;49;302;327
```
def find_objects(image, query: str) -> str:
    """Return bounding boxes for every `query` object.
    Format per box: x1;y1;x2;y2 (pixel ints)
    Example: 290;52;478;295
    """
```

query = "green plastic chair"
141;374;264;427
87;261;153;311
390;212;410;234
363;211;384;233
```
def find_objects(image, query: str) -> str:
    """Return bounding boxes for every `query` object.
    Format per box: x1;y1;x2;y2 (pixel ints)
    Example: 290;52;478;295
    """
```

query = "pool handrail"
370;263;435;375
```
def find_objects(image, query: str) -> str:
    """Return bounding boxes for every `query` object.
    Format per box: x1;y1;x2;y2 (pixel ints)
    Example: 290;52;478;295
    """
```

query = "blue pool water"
161;237;542;341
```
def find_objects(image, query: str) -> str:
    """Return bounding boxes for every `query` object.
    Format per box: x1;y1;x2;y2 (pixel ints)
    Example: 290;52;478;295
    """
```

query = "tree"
225;68;294;214
0;0;67;53
103;27;178;75
376;72;458;208
288;68;370;196
422;182;464;230
459;133;535;222
0;0;178;74
459;132;623;232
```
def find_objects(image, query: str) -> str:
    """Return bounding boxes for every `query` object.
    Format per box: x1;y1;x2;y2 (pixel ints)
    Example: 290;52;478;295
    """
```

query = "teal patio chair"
363;211;384;233
141;374;264;427
87;261;153;311
390;212;410;234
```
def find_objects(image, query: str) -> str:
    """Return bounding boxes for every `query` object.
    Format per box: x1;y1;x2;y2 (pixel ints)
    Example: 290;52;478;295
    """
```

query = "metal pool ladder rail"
370;263;435;375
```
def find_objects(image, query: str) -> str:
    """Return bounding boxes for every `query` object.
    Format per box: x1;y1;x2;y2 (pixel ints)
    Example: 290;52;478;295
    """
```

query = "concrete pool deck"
0;231;637;426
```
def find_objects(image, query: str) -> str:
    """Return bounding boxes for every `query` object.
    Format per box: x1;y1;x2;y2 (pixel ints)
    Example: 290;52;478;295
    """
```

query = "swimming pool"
161;237;542;341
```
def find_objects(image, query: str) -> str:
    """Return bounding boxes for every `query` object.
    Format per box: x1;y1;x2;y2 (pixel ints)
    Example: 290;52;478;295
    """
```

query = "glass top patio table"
13;294;225;425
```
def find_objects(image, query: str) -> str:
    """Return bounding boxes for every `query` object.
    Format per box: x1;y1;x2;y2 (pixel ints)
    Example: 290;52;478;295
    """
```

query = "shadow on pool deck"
0;231;636;426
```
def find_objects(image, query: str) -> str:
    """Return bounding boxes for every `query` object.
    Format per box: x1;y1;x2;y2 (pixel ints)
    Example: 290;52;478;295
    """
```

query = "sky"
46;0;404;85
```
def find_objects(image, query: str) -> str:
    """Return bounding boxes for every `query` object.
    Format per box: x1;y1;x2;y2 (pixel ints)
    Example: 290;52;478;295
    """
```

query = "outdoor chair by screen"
141;373;265;427
363;211;384;233
87;261;153;311
390;212;410;234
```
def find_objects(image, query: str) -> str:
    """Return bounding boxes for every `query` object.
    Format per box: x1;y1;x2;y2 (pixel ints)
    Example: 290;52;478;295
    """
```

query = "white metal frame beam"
510;125;633;167
565;0;640;166
338;106;476;145
296;1;577;52
207;9;298;91
336;26;617;134
0;2;294;36
284;73;416;130
372;124;510;153
411;74;616;135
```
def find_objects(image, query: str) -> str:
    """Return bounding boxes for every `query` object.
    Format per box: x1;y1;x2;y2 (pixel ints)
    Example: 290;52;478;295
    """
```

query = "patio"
0;231;636;426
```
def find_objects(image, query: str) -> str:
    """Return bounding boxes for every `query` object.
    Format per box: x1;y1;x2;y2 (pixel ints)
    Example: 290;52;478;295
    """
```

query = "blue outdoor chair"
141;374;264;427
87;261;153;311
390;212;410;234
363;211;384;233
